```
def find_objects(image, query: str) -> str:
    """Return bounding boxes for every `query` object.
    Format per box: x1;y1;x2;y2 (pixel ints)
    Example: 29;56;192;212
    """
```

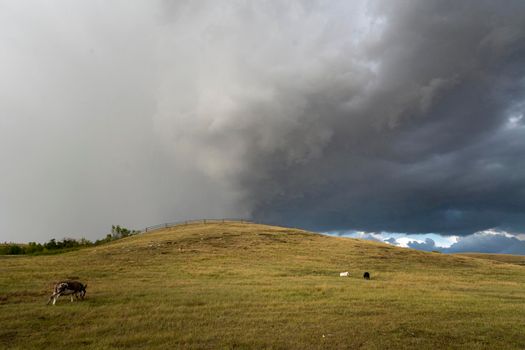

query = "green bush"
1;225;136;255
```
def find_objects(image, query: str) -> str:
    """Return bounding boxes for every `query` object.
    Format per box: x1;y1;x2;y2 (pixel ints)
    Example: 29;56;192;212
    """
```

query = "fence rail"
141;218;253;233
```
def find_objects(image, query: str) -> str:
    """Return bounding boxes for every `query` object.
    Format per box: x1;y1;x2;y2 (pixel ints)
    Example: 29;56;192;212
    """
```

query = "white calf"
339;271;349;277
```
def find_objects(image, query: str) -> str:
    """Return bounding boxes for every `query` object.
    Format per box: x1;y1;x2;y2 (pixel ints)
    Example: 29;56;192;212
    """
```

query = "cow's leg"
53;294;61;305
70;295;74;302
47;291;60;305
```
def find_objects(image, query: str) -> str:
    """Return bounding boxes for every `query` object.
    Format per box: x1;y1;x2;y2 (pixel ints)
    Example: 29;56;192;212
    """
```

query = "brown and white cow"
47;280;87;305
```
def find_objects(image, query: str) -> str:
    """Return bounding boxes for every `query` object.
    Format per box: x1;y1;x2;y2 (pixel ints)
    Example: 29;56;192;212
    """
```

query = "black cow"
363;272;370;280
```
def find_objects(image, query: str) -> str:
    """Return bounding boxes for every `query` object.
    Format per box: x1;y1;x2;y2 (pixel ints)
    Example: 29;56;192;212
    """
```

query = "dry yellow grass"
1;222;524;349
457;253;525;266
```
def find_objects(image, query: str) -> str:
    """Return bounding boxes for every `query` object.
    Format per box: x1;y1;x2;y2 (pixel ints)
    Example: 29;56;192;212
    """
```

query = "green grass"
1;222;524;349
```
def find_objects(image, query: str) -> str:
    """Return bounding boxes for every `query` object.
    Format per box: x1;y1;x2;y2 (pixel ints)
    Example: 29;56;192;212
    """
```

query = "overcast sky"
1;1;524;253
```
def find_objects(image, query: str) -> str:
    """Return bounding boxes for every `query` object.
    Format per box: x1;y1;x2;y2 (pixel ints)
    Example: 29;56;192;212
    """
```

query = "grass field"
457;253;525;267
1;222;524;349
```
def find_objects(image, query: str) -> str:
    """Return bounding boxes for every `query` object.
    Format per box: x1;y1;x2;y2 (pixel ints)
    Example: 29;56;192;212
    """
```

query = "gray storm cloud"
155;0;525;235
1;0;525;242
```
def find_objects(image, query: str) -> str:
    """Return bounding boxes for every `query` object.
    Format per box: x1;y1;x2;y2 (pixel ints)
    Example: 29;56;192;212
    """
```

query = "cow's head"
80;284;87;299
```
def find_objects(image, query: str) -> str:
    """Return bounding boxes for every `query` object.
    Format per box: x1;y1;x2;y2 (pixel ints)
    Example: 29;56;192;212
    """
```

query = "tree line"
0;225;140;255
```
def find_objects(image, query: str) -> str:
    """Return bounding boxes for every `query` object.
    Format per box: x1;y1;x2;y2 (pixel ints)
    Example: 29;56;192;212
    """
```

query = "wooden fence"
141;218;253;233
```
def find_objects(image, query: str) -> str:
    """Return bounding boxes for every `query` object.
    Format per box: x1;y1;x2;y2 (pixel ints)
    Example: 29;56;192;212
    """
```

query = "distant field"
1;222;524;349
457;253;525;266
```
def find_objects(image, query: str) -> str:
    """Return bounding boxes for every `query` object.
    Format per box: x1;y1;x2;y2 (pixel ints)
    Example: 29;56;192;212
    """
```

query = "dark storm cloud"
219;0;525;235
2;1;525;242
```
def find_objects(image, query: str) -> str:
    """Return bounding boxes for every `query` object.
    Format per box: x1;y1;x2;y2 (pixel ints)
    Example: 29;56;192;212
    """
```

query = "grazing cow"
47;280;87;305
339;271;349;277
363;272;370;280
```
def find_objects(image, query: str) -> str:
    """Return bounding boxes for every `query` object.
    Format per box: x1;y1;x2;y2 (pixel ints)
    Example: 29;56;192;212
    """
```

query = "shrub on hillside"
1;225;137;255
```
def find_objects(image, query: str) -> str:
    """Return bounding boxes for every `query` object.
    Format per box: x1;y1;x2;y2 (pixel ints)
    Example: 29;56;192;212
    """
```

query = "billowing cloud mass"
407;230;525;255
329;229;525;255
1;1;525;244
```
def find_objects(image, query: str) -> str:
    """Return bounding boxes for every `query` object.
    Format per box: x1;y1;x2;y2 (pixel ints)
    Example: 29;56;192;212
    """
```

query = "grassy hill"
1;221;524;349
456;253;525;267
